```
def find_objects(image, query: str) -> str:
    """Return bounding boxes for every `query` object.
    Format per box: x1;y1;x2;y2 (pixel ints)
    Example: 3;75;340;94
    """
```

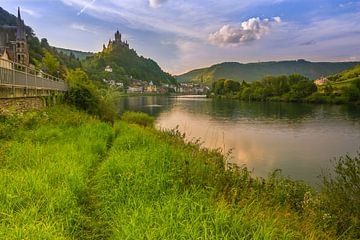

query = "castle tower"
114;30;121;43
15;7;29;66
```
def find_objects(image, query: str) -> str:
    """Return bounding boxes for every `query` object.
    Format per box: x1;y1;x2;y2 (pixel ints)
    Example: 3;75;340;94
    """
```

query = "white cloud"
70;23;96;34
77;0;97;15
21;8;41;18
209;17;281;46
149;0;168;8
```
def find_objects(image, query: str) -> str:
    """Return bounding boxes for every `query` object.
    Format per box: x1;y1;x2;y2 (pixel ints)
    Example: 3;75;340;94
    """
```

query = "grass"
0;106;358;239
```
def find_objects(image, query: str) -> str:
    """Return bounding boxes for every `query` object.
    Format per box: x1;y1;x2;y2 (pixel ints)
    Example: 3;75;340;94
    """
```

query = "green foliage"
328;64;360;82
55;47;93;60
82;45;176;85
41;48;60;76
288;79;317;101
320;152;360;238
65;69;117;122
121;111;154;127
177;60;360;84
342;85;360;102
211;74;317;102
0;107;358;239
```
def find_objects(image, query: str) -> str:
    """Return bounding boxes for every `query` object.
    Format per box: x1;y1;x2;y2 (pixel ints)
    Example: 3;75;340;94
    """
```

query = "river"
117;96;360;186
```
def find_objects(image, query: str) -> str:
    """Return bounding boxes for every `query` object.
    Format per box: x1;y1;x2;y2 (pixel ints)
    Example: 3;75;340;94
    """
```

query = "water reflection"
117;96;360;186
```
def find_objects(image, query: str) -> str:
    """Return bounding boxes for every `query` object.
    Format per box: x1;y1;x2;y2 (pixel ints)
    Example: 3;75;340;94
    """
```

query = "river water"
117;96;360;186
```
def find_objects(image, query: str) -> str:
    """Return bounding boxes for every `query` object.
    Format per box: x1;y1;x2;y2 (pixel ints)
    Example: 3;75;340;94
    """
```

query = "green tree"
42;48;60;76
289;80;317;100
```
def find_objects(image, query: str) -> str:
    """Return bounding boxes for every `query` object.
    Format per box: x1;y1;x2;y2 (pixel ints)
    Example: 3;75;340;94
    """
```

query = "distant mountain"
55;47;93;60
82;32;176;85
177;60;360;84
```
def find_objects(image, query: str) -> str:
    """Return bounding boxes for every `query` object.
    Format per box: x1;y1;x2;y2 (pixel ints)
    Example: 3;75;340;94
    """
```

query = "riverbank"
209;93;360;105
0;106;358;239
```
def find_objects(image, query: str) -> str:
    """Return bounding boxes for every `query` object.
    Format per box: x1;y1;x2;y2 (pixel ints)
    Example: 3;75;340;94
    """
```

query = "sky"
1;0;360;75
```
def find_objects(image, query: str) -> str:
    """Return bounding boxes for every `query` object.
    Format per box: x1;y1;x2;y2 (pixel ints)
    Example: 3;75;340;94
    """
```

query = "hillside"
1;7;175;86
55;47;93;60
0;7;82;73
177;60;360;84
82;35;176;85
328;64;360;82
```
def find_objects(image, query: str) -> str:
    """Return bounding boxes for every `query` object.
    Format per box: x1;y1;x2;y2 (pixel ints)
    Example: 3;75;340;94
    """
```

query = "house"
104;65;113;72
314;77;329;86
127;85;144;93
0;48;12;69
146;81;157;93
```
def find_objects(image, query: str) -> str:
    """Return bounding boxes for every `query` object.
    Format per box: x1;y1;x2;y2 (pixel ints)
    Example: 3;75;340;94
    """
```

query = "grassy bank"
0;106;358;239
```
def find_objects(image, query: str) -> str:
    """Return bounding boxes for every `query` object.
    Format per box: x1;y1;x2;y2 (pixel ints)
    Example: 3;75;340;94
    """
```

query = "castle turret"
115;30;121;43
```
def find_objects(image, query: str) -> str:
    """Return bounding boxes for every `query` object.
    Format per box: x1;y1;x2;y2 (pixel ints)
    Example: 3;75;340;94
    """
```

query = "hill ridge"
177;60;360;84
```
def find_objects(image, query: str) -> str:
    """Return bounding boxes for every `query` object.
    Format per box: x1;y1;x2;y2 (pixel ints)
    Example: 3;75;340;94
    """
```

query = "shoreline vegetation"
0;105;359;239
207;72;360;105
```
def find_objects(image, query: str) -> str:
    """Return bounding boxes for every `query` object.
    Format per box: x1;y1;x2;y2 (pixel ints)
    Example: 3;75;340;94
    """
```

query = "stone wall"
0;97;45;115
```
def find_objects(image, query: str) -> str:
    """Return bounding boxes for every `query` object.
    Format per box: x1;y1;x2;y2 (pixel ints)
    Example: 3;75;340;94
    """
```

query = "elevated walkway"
0;59;68;98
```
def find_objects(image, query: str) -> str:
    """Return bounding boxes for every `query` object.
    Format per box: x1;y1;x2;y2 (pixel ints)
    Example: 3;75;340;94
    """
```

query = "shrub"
64;69;117;122
320;152;360;238
121;112;154;127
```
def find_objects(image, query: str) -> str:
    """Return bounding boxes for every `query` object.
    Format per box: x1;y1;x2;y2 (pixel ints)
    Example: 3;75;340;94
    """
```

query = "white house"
0;49;12;70
105;65;113;72
314;77;329;86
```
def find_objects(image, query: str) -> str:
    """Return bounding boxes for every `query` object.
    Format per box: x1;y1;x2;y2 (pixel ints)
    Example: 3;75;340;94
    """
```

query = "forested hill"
82;43;176;85
1;7;175;85
177;60;360;84
55;47;93;60
0;7;82;72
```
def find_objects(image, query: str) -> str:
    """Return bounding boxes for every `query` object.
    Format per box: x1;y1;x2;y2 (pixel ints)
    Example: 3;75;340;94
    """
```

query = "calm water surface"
117;96;360;186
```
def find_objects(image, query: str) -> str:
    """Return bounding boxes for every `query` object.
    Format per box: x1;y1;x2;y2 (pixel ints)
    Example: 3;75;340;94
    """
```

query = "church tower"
15;7;29;66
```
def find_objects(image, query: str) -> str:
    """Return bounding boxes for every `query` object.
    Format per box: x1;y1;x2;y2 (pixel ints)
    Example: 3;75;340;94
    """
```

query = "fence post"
25;67;28;97
12;61;15;97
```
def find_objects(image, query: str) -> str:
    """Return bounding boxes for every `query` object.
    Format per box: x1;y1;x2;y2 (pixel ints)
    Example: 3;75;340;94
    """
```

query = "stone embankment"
0;98;45;115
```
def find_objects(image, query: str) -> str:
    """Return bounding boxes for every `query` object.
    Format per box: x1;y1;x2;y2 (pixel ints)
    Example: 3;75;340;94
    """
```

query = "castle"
0;7;29;66
103;30;129;52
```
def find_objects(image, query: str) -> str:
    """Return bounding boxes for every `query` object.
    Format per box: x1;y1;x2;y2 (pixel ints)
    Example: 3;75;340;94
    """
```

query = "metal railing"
0;58;68;98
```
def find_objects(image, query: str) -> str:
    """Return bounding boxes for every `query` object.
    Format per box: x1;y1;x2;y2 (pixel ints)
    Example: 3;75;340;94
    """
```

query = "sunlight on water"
118;96;360;185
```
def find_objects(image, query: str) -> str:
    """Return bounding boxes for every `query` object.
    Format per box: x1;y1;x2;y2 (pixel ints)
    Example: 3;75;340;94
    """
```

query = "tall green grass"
0;106;114;239
0;107;358;239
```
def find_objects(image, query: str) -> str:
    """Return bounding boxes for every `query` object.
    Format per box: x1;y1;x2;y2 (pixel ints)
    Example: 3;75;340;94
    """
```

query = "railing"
0;58;68;98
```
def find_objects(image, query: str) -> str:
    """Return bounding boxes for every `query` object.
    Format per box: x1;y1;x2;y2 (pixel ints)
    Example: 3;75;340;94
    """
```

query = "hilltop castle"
103;30;129;52
0;7;29;66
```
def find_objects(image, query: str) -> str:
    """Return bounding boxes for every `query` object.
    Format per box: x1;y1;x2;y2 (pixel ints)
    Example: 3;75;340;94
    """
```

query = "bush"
320;152;360;238
306;92;327;103
121;112;154;127
64;69;117;122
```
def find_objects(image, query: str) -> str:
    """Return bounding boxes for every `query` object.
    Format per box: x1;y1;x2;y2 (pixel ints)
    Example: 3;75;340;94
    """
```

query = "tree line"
210;74;360;104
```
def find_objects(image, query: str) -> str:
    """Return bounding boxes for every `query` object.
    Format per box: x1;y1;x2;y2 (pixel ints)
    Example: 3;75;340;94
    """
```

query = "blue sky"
1;0;359;75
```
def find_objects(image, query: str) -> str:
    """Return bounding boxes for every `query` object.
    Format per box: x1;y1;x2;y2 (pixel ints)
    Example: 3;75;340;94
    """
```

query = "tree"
289;80;317;100
42;48;60;76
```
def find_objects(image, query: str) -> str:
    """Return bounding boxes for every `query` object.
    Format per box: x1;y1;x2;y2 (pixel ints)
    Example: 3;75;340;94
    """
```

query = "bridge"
0;58;68;98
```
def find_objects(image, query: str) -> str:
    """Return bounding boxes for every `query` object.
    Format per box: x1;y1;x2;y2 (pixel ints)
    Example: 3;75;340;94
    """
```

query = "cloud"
149;0;168;8
300;40;316;46
209;17;281;46
77;0;97;16
21;8;41;18
70;23;96;33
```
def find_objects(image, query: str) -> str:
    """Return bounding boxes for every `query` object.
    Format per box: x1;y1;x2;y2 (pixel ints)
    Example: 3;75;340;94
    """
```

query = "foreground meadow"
0;106;358;239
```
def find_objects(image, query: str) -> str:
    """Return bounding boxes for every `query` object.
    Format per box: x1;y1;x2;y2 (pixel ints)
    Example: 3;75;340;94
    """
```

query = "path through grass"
0;106;357;239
